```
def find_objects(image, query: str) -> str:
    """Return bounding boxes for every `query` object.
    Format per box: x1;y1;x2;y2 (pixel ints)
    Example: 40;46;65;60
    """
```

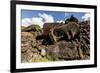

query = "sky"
21;10;90;28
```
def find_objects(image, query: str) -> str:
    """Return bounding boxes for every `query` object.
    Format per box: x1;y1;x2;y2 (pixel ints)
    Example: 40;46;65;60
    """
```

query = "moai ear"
71;30;76;39
66;31;71;40
49;28;57;43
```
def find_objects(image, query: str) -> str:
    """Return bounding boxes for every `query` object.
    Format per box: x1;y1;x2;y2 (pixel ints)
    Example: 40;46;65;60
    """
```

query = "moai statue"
49;22;80;43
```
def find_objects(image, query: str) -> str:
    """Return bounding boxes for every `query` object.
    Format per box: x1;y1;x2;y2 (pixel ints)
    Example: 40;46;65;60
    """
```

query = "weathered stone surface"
46;41;82;60
22;25;41;32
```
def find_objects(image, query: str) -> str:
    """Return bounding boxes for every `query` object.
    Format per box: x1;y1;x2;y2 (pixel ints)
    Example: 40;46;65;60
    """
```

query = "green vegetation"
31;57;49;62
46;55;60;61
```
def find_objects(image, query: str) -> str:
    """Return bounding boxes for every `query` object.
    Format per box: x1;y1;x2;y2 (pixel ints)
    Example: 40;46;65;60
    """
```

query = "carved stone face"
49;22;80;43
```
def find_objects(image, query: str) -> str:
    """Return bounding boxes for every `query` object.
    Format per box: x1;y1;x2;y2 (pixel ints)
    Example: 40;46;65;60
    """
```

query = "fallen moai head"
43;22;80;43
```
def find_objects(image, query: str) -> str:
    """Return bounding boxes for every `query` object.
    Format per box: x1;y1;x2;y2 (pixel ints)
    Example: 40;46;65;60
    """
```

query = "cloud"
38;13;54;23
22;13;54;28
31;17;44;28
56;20;65;23
22;18;32;27
22;17;44;28
82;13;90;21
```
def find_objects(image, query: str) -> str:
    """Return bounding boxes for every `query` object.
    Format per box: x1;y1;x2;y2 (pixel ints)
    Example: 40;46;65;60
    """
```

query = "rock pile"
79;21;90;59
21;21;90;63
21;25;47;63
